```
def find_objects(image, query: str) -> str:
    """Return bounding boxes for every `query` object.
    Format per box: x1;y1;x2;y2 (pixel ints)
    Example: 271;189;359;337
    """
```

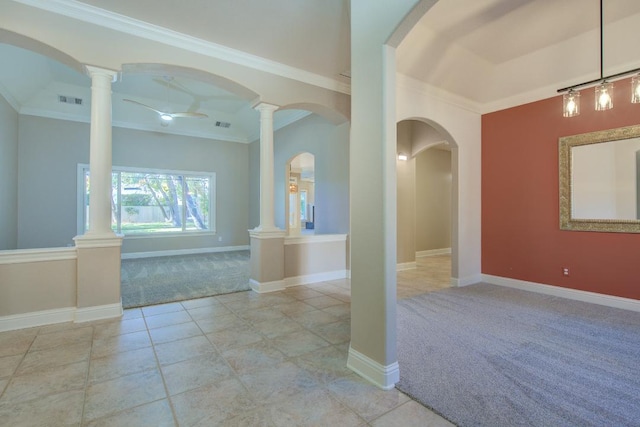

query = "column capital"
85;65;118;82
253;102;279;113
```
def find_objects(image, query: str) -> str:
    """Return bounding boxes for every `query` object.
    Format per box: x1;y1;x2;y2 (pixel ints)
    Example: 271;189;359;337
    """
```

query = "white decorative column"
74;66;122;322
85;66;118;236
249;102;286;293
255;102;279;232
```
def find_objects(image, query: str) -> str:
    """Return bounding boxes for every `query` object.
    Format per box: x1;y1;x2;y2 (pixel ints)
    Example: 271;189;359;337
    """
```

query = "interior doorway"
396;119;454;297
286;152;315;235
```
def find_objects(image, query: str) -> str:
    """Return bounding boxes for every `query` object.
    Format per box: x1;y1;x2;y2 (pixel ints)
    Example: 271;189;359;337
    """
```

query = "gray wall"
0;94;18;250
16;115;250;252
18;116;89;249
270;114;350;234
396;121;416;264
416;148;452;251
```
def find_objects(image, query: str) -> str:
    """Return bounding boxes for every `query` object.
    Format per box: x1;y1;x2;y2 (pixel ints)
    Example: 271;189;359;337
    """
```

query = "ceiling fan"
122;98;208;124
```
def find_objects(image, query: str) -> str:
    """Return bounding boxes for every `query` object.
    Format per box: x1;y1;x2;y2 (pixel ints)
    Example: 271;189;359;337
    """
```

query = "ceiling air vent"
58;95;83;105
215;121;231;128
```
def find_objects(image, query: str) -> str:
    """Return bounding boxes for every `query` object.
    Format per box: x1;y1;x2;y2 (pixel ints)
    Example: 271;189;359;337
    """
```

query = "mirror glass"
287;153;315;235
559;124;640;233
571;137;640;220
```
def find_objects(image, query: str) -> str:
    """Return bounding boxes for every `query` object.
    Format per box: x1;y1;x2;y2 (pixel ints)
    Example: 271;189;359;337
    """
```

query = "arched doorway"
396;119;455;298
286;152;315;236
111;64;262;307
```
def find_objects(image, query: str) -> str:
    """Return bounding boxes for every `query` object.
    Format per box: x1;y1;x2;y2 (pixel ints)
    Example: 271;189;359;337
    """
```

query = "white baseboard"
396;262;416;271
452;274;482;287
416;248;451;258
0;302;123;332
250;278;286;293
284;270;348;288
0;307;75;332
121;245;249;260
347;346;399;390
75;302;123;323
482;274;640;312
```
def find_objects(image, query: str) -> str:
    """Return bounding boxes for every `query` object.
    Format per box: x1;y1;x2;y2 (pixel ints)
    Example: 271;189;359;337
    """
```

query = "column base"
249;278;286;293
74;232;123;248
347;345;400;390
249;229;285;293
249;227;286;238
75;233;123;312
75;301;123;323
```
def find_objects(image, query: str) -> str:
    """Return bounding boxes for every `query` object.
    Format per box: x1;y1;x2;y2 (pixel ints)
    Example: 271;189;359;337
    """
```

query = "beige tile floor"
0;256;453;426
397;255;452;299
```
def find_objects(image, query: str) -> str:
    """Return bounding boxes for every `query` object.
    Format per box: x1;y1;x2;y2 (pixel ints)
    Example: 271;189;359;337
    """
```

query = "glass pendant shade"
595;81;613;110
632;75;640;103
563;90;580;117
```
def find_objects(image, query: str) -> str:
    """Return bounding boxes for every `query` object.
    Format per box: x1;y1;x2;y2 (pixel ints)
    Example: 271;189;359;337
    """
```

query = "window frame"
77;164;216;238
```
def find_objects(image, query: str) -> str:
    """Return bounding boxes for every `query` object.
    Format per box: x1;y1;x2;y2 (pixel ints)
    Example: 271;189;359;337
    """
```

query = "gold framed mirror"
559;124;640;233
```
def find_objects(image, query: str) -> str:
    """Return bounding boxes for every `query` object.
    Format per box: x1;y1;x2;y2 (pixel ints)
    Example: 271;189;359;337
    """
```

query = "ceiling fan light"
562;90;580;117
632;75;640;103
595;81;613;111
160;113;173;121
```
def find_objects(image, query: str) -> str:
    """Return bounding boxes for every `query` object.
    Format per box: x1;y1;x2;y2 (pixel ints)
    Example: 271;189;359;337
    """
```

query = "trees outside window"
81;166;214;235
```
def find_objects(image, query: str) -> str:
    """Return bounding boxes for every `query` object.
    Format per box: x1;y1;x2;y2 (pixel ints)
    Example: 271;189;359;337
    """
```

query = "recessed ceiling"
3;0;640;117
0;43;310;142
398;0;640;109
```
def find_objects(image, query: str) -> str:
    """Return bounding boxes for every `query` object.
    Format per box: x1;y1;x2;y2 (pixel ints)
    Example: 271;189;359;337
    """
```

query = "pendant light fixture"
558;0;640;116
563;89;580;117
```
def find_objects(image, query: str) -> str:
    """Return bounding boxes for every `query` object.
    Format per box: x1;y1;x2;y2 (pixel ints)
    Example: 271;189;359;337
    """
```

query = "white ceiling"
398;0;640;109
2;0;640;136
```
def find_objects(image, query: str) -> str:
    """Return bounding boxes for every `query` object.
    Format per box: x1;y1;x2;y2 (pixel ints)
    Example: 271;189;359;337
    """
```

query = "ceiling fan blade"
123;98;165;115
171;112;209;119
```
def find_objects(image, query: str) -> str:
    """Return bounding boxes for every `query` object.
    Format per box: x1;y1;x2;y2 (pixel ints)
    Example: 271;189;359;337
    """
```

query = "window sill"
122;231;217;240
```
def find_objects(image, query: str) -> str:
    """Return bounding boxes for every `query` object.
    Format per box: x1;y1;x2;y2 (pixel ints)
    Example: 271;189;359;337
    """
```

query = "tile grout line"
176;298;270;426
78;324;97;425
142;309;181;427
0;328;39;404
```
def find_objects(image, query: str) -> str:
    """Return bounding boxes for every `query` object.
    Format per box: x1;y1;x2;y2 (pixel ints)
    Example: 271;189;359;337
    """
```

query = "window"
79;165;215;236
300;190;307;221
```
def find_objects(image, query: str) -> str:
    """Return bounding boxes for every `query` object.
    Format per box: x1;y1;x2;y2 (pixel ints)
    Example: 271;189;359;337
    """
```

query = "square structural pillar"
74;234;123;322
249;229;286;293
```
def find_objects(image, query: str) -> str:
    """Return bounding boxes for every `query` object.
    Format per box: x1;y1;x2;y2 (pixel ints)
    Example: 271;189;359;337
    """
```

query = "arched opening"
0;33;89;251
268;107;350;237
396;119;455;298
286;152;315;236
110;64;266;308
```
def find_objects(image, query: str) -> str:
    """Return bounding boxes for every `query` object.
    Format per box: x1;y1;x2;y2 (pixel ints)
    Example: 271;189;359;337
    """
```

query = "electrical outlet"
563;267;570;276
218;236;223;242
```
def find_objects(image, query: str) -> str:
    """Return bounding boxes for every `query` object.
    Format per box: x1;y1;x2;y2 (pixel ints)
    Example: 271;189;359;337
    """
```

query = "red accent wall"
482;77;640;300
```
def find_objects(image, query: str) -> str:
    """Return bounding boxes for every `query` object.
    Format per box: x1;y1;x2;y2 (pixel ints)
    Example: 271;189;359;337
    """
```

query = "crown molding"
11;0;351;95
480;84;559;114
19;107;253;143
20;107;91;124
0;80;21;112
111;120;251;144
396;73;483;114
246;110;313;142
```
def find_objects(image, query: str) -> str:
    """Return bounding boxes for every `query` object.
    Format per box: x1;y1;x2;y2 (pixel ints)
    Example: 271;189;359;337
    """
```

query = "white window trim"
77;164;216;237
